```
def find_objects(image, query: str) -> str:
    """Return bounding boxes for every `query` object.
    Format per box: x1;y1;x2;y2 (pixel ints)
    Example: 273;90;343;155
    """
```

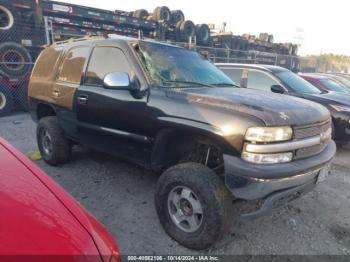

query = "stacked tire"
153;6;171;21
145;6;210;45
171;10;185;24
258;33;274;43
0;42;32;78
0;2;18;42
196;24;210;45
283;43;294;55
176;20;196;42
133;9;149;19
0;2;33;116
0;42;32;116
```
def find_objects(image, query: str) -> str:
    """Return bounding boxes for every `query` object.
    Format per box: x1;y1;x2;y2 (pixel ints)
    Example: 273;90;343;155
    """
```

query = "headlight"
329;104;350;113
242;152;293;164
245;126;293;142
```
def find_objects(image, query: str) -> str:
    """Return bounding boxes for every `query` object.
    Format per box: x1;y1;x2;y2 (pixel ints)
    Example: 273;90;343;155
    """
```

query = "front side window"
136;41;235;88
85;46;131;86
58;46;89;84
247;70;279;91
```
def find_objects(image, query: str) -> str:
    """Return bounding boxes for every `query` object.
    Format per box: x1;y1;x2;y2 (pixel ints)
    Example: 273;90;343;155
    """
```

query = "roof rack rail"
107;34;138;40
51;35;108;46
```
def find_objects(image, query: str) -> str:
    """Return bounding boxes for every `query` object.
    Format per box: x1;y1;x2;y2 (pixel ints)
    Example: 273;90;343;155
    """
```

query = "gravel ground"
1;113;350;256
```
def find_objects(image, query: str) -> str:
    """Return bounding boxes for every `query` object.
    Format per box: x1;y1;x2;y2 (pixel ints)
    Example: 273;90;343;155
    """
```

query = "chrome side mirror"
103;72;131;89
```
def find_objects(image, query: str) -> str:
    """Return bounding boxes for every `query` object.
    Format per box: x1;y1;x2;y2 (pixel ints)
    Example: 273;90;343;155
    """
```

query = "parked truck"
28;36;334;250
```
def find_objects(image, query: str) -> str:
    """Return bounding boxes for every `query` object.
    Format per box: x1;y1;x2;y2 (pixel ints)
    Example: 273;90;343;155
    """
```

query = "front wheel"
155;163;232;250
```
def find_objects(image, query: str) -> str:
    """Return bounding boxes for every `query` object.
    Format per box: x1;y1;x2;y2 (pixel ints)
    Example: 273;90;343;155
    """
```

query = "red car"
299;73;350;94
0;138;120;261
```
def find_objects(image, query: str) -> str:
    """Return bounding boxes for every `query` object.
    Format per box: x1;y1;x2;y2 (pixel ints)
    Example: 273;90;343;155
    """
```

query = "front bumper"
239;178;318;219
224;140;336;201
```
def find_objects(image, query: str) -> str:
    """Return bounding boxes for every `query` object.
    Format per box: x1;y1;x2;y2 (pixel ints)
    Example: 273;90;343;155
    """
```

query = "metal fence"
169;41;299;70
0;17;46;117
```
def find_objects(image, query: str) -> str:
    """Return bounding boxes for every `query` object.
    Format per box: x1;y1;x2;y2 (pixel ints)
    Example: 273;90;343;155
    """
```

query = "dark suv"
29;36;335;250
217;63;350;144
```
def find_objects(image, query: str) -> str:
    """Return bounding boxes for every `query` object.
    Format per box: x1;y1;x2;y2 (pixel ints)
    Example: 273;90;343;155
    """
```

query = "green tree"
300;54;350;73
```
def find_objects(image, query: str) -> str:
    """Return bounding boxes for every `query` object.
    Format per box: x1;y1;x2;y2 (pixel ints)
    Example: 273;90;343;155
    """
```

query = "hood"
0;143;98;255
303;91;350;107
175;87;330;126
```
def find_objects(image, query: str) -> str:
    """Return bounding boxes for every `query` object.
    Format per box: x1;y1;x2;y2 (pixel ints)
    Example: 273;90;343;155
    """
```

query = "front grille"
294;120;331;140
293;119;332;159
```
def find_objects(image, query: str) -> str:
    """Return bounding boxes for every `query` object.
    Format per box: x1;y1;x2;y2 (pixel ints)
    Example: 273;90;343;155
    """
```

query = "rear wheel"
37;116;72;166
155;163;232;250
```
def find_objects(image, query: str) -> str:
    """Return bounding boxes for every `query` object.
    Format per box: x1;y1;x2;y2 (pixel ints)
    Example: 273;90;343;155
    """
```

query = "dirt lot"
1;113;350;256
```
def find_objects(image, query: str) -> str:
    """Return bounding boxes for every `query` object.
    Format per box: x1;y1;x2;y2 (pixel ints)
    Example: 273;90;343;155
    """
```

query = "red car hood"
0;138;119;260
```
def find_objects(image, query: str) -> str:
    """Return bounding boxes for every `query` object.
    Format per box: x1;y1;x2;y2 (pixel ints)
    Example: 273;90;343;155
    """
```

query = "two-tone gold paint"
29;43;90;110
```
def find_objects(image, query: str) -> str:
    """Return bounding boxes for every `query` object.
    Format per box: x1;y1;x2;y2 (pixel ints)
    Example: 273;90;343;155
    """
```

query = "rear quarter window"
57;46;90;84
31;47;63;79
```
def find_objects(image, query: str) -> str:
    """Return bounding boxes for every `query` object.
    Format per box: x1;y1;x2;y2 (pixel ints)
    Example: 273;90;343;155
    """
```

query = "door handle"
52;89;60;97
78;95;88;104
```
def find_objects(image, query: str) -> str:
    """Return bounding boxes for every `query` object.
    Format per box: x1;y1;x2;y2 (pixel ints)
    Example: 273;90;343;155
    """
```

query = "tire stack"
133;9;149;19
176;20;195;42
135;6;211;45
195;24;210;45
282;43;294;55
258;33;274;44
0;1;40;116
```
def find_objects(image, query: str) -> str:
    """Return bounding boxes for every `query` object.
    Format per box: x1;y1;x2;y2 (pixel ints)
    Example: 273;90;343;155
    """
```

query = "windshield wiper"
211;82;240;88
163;80;216;88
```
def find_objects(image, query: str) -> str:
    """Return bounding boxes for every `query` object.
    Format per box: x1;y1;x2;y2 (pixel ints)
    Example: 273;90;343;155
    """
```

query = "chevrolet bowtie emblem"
279;112;290;120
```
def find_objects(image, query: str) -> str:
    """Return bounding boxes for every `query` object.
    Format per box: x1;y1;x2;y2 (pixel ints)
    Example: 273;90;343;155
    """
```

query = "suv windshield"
275;71;322;94
136;41;236;88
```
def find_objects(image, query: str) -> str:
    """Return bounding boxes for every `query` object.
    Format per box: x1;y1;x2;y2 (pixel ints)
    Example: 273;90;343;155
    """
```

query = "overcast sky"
59;0;350;56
